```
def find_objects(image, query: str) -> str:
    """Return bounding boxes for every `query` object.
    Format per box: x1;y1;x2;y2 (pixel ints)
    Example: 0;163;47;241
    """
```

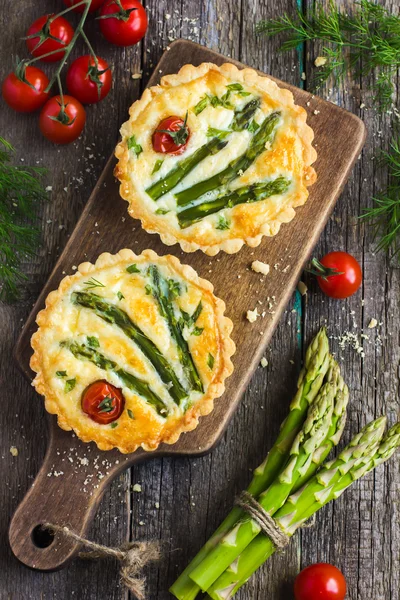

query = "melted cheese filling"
37;259;222;448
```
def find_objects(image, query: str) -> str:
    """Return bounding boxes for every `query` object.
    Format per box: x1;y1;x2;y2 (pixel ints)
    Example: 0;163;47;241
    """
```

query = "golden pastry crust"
115;62;317;256
30;249;235;453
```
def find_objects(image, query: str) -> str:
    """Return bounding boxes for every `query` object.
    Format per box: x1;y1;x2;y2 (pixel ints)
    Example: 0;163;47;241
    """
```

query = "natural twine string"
44;523;160;600
235;491;290;550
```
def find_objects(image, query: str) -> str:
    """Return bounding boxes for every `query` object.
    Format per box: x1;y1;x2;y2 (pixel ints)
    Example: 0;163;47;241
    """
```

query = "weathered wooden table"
1;1;399;599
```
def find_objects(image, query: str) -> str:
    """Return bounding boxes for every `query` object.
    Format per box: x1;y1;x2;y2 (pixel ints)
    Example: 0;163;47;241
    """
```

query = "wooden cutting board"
9;39;366;572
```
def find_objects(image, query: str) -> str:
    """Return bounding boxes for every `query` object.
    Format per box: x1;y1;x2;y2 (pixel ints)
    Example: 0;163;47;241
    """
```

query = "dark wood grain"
0;1;399;599
8;38;365;573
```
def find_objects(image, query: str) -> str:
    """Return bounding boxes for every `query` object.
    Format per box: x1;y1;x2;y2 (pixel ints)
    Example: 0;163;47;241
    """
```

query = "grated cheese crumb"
10;446;18;457
315;56;327;67
260;357;268;368
246;308;259;323
368;318;378;329
251;260;270;276
133;483;142;492
297;281;308;296
301;72;306;81
132;72;142;80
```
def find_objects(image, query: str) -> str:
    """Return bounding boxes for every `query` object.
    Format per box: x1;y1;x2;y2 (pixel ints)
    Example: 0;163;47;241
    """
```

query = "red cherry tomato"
2;66;50;113
66;55;112;104
152;115;190;155
294;563;347;600
315;251;362;299
39;95;86;144
99;0;148;47
26;15;74;62
81;380;125;424
63;0;106;12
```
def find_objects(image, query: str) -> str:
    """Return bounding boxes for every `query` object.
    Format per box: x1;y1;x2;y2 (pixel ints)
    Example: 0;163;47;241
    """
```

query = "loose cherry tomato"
99;0;148;47
152;114;190;155
39;95;86;144
66;55;112;104
63;0;106;12
82;380;125;424
26;15;74;62
311;252;362;299
294;563;347;600
2;66;50;113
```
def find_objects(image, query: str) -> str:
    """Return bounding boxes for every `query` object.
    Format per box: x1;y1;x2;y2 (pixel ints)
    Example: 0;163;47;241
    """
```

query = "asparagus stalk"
190;376;341;591
177;176;290;229
60;340;168;417
145;99;260;201
207;417;391;600
169;328;330;600
71;291;188;405
148;265;204;394
175;111;281;206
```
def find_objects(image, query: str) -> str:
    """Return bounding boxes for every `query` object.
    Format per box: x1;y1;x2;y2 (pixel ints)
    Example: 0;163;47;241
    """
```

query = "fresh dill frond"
362;138;400;259
256;0;400;110
0;138;48;303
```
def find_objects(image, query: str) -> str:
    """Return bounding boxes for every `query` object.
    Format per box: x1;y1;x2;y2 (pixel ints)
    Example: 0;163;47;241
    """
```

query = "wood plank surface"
0;1;399;600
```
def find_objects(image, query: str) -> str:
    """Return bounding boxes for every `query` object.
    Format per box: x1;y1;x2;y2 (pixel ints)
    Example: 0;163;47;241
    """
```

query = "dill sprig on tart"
30;249;235;453
115;62;317;255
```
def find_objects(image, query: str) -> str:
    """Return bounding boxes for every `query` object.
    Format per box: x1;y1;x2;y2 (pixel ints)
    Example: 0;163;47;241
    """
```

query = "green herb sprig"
0;138;48;302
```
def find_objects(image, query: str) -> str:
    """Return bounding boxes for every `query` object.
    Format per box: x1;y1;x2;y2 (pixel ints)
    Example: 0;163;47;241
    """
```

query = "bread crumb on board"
315;56;327;67
251;260;270;276
260;357;268;368
133;483;142;492
368;318;378;329
10;446;18;457
297;281;308;296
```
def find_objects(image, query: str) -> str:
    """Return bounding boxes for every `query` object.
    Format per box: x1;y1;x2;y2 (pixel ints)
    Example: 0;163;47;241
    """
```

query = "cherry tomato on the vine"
314;251;362;299
81;380;125;424
99;0;148;47
152;115;190;155
63;0;106;13
66;55;112;104
2;66;50;113
294;563;347;600
39;95;86;144
26;15;74;62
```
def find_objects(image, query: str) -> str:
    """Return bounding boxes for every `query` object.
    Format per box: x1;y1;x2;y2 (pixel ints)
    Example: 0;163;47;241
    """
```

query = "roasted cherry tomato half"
2;66;50;113
294;563;347;600
99;0;148;47
26;15;74;63
63;0;106;12
39;95;86;144
152;115;190;155
66;55;112;104
81;380;125;424
312;251;362;299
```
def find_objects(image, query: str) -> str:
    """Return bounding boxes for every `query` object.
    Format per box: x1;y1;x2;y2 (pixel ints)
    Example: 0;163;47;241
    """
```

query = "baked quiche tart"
115;62;317;256
30;249;235;453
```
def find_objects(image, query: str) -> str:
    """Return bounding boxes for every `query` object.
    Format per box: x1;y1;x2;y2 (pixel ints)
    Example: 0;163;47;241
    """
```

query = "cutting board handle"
9;418;148;571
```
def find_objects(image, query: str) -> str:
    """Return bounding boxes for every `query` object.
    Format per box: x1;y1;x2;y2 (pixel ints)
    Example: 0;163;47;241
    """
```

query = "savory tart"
30;249;235;453
115;62;317;256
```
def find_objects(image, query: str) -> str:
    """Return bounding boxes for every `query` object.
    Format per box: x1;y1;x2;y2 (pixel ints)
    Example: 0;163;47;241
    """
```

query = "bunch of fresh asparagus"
170;328;400;599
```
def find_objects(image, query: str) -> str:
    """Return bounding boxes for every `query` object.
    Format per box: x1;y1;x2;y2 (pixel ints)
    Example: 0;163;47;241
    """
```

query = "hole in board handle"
31;525;55;549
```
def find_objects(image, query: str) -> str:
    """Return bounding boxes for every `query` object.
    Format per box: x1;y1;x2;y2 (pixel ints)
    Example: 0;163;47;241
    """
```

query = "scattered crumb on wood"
133;483;142;492
315;56;327;67
246;308;259;323
10;446;18;457
251;260;270;276
368;318;378;329
297;281;308;296
260;357;268;368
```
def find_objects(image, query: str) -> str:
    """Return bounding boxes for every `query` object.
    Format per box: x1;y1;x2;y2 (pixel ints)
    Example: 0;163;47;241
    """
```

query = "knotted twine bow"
44;523;160;600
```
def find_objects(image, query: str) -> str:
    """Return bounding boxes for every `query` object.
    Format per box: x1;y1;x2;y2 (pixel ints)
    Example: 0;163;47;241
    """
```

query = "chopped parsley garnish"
248;119;260;133
117;291;125;301
207;353;215;370
127;409;135;419
168;279;181;298
192;326;204;336
110;421;118;429
155;208;170;215
126;264;140;274
83;277;105;290
193;95;210;115
226;83;251;97
56;370;67;378
65;378;76;393
191;301;203;324
98;396;115;413
145;284;152;295
87;336;99;348
152;159;164;174
216;215;230;230
207;127;229;138
127;135;143;157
